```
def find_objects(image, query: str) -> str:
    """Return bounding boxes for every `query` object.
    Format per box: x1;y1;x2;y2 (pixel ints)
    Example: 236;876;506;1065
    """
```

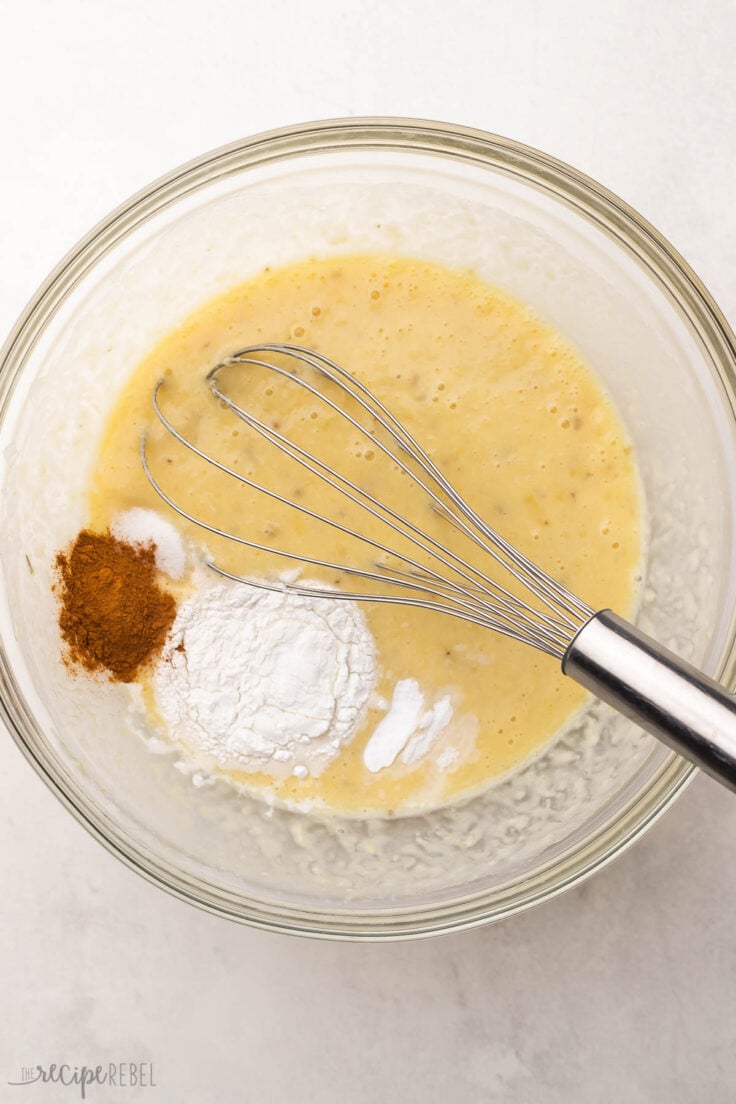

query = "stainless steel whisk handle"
564;610;736;792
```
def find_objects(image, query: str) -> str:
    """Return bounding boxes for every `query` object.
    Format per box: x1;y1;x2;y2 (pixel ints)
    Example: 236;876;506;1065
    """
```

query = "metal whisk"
142;343;736;793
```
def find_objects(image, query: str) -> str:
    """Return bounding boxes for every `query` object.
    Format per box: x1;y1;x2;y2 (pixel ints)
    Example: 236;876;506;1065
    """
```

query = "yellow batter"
89;254;643;815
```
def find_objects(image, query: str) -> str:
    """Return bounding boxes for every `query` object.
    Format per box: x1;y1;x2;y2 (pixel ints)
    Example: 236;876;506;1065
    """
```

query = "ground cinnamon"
54;529;177;683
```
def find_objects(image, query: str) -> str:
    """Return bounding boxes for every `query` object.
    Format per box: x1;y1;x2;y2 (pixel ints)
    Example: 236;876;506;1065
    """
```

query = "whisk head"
141;344;593;659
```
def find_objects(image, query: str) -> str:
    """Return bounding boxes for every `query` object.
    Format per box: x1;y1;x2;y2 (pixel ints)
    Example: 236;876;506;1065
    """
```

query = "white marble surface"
2;1;736;1100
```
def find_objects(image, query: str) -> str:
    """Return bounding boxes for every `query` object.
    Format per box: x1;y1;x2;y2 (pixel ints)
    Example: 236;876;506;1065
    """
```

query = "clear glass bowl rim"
2;116;736;940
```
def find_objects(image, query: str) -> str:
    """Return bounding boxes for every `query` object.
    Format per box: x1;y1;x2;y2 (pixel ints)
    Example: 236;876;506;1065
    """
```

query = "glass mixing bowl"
2;119;736;939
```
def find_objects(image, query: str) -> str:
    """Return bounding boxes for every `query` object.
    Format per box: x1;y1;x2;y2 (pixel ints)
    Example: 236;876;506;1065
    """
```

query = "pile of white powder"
153;579;377;779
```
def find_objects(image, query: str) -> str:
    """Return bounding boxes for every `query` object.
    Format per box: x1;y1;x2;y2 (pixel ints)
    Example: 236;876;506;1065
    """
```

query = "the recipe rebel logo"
8;1062;156;1098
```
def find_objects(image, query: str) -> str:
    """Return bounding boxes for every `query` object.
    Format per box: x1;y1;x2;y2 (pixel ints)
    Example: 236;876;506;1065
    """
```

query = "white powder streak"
364;680;456;773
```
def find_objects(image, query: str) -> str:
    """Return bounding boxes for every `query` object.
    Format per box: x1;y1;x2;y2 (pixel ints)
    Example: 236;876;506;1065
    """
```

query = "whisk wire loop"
224;345;591;626
207;354;575;645
145;388;567;647
142;344;594;658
